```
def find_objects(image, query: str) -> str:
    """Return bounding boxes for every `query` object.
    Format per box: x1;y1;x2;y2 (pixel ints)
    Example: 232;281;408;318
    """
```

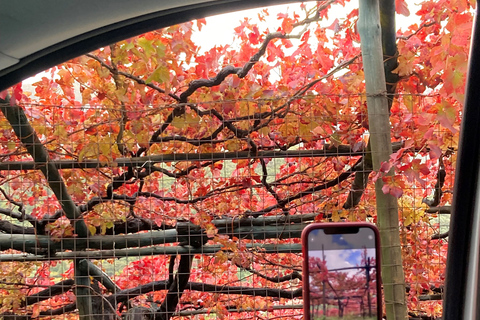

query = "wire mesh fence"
0;93;452;319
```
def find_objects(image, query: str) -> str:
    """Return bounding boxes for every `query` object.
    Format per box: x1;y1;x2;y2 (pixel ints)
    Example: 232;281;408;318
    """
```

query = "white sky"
310;248;376;277
192;1;420;52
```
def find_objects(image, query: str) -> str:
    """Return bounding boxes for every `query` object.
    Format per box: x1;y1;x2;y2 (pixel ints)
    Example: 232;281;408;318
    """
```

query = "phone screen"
306;226;379;320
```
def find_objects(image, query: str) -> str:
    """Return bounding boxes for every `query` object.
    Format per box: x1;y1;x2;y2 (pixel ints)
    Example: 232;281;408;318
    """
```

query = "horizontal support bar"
0;243;303;261
0;143;406;171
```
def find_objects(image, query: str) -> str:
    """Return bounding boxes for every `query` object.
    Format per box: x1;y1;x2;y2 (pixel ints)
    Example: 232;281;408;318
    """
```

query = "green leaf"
157;43;166;58
145;65;170;84
121;42;134;51
137;37;155;58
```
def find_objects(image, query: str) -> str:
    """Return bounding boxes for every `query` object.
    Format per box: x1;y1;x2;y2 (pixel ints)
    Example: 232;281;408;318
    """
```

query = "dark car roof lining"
0;0;301;92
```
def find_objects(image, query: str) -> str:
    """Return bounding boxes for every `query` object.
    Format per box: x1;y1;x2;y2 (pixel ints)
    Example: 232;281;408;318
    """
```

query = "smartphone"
302;222;381;320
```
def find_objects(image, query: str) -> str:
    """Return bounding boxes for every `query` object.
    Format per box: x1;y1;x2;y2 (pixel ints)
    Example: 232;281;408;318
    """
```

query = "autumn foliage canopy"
0;0;473;319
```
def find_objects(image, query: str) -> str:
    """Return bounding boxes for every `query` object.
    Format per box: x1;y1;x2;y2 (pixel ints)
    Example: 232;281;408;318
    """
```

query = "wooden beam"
0;99;92;319
0;224;304;252
0;143;406;171
0;243;303;261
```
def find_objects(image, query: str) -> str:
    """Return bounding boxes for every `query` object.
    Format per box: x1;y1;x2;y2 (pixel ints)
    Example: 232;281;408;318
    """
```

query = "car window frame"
442;4;480;319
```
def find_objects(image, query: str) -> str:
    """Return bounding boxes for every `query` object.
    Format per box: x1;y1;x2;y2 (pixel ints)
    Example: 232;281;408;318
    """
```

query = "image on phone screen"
307;227;378;319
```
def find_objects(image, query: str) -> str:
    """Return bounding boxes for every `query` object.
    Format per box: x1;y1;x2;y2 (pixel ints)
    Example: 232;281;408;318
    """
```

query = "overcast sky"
193;1;420;52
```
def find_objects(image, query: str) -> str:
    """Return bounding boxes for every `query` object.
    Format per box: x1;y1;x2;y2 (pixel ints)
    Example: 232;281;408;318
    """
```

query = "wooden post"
357;1;408;319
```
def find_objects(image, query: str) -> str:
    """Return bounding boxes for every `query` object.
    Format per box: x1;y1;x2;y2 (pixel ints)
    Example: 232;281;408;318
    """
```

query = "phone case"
302;222;382;320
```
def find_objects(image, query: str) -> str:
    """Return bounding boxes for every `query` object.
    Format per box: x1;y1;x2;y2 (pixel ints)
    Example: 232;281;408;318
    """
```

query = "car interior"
0;1;479;319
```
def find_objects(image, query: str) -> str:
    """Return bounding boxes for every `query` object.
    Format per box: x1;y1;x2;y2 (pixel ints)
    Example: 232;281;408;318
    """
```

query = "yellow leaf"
170;116;185;129
7;141;15;151
258;126;270;136
298;120;318;141
77;144;97;162
54;125;68;140
404;214;413;226
170;113;199;129
279;122;297;137
403;95;414;113
114;87;127;102
35;125;47;135
214;251;228;264
95;64;110;79
87;224;97;236
330;132;342;147
238;101;254;116
225;138;243;151
331;210;341;222
101;223;107;235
